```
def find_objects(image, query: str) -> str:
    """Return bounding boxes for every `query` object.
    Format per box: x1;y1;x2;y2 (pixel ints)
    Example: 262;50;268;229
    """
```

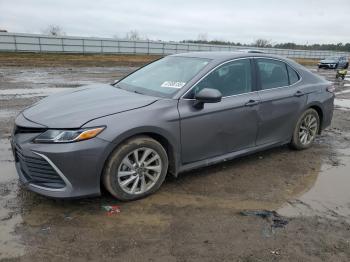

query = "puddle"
0;137;25;259
0;67;134;90
335;89;350;95
334;99;350;109
0;110;17;119
278;151;350;221
0;138;16;183
0;87;71;98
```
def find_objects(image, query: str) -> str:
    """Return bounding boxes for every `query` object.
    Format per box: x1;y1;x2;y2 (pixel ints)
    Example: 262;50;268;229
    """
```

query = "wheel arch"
308;104;324;134
99;127;179;193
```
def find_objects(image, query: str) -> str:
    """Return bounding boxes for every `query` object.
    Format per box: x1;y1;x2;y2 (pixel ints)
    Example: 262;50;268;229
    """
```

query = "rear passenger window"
257;59;289;89
287;65;300;85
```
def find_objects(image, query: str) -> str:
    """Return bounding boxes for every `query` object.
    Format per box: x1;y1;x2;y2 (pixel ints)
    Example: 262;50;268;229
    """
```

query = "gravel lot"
1;55;350;261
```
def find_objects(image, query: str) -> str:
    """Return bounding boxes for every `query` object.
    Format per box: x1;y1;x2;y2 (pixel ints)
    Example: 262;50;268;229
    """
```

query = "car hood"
22;84;158;128
320;59;337;63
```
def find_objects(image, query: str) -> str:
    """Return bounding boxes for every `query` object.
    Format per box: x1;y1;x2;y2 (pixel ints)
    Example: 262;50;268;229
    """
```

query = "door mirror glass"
194;88;222;108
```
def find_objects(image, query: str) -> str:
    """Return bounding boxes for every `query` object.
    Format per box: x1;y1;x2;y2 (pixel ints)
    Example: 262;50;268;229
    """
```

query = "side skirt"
178;140;290;174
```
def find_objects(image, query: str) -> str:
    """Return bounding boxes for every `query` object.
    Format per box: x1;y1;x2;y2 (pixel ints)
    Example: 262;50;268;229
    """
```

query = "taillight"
326;85;336;93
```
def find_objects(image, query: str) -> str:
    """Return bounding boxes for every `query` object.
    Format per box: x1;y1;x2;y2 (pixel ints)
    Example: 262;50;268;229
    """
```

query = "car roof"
171;51;289;63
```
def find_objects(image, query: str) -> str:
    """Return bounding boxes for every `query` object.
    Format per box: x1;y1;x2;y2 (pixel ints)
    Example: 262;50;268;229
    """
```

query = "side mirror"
194;88;222;108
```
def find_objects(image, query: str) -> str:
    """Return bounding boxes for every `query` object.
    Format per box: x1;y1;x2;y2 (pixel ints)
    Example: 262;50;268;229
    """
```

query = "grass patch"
0;52;162;67
293;58;319;66
0;52;319;67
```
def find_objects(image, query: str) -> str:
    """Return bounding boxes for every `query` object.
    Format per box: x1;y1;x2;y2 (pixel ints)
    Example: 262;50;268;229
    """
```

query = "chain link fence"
0;32;349;59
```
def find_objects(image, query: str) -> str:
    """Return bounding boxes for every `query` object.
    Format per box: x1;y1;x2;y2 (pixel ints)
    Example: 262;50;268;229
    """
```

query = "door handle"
245;99;260;106
294;90;305;97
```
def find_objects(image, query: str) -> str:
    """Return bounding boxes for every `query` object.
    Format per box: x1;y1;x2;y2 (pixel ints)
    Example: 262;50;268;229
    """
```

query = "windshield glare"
116;56;210;98
326;56;339;60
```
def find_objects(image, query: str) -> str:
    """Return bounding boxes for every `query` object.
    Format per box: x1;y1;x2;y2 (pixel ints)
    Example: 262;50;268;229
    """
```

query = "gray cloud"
0;0;349;44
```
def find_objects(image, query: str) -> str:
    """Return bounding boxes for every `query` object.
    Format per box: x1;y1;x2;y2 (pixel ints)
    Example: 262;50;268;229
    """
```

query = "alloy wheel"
298;114;318;145
117;147;162;195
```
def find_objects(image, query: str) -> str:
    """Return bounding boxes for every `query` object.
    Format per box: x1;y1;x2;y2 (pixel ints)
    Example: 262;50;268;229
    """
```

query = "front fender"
82;99;181;175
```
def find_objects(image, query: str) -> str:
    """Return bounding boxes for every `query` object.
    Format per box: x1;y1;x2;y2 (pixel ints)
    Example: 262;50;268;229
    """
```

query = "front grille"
15;144;66;189
14;125;47;135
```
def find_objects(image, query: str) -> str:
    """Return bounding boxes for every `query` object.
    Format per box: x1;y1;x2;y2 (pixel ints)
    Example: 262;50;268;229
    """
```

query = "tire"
103;136;168;201
290;109;320;150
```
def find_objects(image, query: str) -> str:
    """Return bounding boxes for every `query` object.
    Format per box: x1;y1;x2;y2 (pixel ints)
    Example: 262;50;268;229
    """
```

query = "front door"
178;58;260;164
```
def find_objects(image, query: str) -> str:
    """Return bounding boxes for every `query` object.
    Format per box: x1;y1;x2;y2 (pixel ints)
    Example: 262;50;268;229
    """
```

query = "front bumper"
318;63;337;69
11;131;111;199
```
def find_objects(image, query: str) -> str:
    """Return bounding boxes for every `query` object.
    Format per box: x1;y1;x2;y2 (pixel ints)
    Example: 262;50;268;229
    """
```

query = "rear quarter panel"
298;67;334;130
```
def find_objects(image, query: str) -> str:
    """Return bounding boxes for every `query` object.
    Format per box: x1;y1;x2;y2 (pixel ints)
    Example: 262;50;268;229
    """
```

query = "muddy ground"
1;54;350;261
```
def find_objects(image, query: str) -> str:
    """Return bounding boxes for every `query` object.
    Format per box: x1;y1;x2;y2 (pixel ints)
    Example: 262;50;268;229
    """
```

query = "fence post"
38;37;42;52
82;39;85;54
61;37;64;52
101;40;103;54
14;34;18;52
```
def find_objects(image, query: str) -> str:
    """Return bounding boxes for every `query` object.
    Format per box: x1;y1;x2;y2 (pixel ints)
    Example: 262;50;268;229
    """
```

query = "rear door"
254;58;307;145
178;58;260;164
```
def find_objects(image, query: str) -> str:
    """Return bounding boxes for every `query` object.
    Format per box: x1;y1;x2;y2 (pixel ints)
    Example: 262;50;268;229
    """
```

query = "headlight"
34;127;105;143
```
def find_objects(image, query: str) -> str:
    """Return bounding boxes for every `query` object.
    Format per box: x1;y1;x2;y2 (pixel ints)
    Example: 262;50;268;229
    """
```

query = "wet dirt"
1;62;350;261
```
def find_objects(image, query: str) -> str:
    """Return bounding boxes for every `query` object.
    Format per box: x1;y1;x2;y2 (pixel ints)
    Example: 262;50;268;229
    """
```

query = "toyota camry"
11;52;334;200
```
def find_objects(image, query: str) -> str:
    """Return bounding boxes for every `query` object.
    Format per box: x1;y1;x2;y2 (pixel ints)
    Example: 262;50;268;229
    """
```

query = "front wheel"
290;109;320;150
103;136;168;201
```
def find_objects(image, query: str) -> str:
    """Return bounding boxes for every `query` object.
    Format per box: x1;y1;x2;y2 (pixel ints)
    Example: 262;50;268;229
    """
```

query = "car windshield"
326;56;339;60
115;56;210;98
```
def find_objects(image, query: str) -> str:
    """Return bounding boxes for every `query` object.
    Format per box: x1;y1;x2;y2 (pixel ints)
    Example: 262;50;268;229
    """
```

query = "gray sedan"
11;52;334;200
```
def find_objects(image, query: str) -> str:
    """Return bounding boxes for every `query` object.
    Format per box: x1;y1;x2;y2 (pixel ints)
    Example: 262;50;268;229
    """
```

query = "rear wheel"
290;109;320;150
103;136;168;201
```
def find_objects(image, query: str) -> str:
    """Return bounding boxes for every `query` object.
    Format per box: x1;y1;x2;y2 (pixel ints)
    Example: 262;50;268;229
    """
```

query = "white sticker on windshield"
161;81;186;89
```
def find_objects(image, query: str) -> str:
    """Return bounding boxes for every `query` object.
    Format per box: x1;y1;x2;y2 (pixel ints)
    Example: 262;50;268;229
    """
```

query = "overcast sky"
0;0;349;44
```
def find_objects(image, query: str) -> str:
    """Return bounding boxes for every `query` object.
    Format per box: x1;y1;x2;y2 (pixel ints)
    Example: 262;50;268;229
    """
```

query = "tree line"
181;38;350;52
40;25;350;52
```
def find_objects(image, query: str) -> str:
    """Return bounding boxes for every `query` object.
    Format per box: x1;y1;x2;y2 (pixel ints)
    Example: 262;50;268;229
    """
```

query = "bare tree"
42;25;65;36
124;30;148;41
253;38;272;48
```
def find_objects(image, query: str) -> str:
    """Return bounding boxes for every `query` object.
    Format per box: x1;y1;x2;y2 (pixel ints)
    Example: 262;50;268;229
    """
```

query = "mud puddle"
0;138;16;183
335;99;350;109
279;147;350;221
0;87;73;98
0;67;134;90
0;110;17;119
0;137;25;259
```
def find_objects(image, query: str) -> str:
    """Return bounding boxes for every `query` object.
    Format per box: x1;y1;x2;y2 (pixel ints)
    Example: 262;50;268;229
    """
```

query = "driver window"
189;59;252;98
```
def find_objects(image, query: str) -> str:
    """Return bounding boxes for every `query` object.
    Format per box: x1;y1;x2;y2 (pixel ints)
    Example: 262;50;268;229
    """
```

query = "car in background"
12;52;335;201
318;56;349;69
